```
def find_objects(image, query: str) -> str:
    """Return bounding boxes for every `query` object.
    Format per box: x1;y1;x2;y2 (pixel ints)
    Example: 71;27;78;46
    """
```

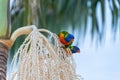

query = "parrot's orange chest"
59;37;69;45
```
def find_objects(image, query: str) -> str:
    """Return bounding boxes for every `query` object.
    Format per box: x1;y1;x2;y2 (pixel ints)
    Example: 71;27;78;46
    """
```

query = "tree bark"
0;43;8;80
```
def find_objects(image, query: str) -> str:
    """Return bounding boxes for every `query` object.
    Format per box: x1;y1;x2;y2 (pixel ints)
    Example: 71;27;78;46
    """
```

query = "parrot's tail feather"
9;27;83;80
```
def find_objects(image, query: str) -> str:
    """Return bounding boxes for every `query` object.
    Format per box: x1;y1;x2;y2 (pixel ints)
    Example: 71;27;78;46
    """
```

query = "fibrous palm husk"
9;28;82;80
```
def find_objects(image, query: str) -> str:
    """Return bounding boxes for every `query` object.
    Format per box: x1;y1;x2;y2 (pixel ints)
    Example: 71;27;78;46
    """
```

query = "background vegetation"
9;0;120;61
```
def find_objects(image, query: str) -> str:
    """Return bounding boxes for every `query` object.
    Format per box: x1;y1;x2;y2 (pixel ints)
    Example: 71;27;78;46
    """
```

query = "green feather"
62;31;68;38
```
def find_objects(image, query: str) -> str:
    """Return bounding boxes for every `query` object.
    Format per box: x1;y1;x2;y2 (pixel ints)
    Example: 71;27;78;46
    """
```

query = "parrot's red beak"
71;39;74;42
77;50;80;53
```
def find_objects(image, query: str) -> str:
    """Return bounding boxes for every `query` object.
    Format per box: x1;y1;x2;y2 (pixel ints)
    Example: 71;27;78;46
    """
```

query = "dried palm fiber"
9;26;82;80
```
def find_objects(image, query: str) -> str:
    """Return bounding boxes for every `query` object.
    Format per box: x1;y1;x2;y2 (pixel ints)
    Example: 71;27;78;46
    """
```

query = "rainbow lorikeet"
58;31;74;47
58;31;80;54
69;46;80;53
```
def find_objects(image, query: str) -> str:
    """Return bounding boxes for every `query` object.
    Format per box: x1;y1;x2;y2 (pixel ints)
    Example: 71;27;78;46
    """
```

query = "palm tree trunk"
0;43;8;80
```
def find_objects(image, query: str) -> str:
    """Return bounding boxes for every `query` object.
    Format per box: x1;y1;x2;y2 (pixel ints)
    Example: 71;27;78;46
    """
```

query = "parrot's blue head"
64;33;74;42
70;46;80;53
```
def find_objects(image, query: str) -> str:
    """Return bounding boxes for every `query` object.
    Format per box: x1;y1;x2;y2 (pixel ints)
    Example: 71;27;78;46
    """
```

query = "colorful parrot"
58;31;80;54
69;46;80;53
58;31;74;47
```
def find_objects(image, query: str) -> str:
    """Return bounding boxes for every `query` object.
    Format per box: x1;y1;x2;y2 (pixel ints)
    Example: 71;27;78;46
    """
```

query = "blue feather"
64;33;74;42
69;46;80;53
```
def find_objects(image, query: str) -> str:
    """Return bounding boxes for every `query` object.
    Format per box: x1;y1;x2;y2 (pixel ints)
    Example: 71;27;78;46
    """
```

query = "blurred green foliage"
11;0;120;39
0;0;10;39
9;0;120;60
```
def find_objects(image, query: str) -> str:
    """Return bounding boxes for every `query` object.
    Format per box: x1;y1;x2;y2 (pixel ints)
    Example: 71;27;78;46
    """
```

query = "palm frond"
9;0;120;57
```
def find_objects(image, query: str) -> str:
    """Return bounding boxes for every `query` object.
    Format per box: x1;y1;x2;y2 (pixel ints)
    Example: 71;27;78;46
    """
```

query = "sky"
74;1;120;80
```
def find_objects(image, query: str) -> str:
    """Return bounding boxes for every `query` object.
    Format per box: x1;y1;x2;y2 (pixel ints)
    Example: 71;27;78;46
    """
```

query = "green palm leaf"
9;0;120;61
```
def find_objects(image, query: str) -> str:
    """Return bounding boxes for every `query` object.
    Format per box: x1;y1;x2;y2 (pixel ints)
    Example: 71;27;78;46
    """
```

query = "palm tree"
0;0;11;79
0;0;119;80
